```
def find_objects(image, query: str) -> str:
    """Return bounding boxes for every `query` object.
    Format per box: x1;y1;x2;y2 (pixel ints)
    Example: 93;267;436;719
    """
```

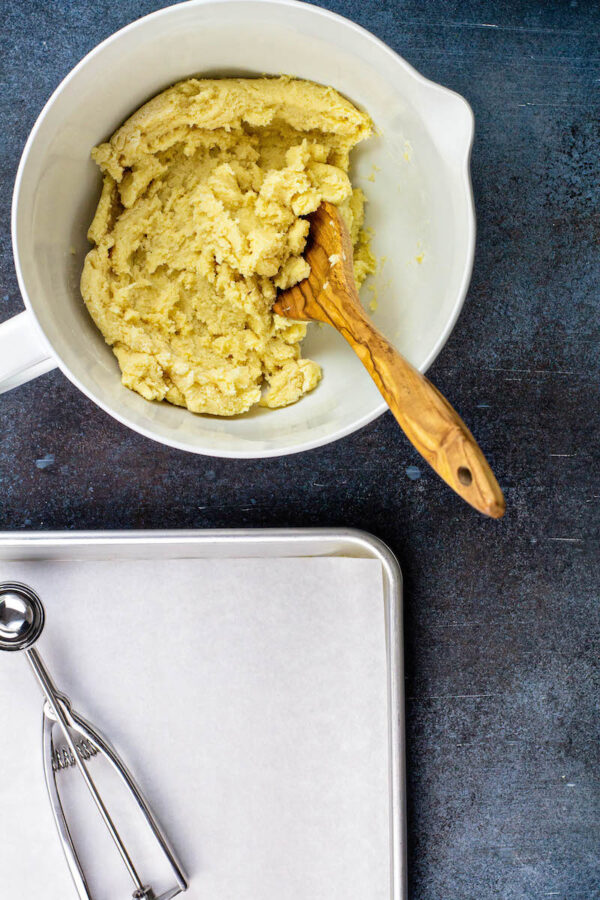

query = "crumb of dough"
81;76;374;416
367;163;381;182
366;281;379;312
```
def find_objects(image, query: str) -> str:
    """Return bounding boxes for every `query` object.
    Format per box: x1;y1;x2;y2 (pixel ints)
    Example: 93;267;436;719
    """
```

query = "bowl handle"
0;311;57;394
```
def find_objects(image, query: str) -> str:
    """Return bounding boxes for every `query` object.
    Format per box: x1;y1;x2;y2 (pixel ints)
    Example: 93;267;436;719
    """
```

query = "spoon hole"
457;466;473;486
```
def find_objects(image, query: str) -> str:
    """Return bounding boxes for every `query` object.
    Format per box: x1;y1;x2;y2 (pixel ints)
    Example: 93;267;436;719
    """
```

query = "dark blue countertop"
1;2;598;898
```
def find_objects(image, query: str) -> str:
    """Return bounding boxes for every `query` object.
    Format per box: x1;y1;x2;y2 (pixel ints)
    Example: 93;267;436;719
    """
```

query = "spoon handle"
332;303;505;518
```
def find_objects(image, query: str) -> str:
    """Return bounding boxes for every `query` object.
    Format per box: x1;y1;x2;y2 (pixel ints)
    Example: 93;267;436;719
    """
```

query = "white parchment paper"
0;557;389;899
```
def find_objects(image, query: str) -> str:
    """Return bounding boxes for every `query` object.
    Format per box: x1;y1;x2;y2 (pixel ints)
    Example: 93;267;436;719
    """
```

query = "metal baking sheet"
0;527;406;899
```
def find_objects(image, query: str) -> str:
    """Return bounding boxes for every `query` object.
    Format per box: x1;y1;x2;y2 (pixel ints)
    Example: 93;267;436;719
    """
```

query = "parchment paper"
0;557;389;899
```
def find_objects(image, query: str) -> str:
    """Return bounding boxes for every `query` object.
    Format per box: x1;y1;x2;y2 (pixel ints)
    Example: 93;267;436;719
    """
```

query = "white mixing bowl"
3;0;475;457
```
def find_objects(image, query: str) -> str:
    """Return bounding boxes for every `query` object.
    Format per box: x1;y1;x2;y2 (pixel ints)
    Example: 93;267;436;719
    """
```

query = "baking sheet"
0;555;391;900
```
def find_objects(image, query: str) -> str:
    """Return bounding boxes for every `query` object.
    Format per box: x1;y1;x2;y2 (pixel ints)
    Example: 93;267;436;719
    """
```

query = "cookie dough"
81;77;375;415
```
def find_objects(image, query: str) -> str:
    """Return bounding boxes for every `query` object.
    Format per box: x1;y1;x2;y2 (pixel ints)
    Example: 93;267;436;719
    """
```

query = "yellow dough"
81;77;375;415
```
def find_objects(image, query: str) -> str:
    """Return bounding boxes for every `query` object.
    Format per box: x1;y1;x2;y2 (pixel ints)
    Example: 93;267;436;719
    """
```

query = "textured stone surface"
0;2;598;898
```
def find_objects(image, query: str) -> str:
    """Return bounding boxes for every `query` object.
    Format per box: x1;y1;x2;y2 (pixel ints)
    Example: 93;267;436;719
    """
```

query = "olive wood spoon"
274;201;505;519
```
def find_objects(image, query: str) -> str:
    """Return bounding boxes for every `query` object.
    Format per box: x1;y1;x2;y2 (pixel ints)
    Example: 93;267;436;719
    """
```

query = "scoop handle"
332;302;505;518
26;646;147;893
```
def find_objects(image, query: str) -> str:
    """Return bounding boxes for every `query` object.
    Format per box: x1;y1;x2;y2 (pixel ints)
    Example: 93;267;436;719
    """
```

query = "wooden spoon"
274;201;505;519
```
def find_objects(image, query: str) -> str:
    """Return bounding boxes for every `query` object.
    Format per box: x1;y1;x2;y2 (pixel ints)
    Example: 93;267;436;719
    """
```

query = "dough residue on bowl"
81;77;375;415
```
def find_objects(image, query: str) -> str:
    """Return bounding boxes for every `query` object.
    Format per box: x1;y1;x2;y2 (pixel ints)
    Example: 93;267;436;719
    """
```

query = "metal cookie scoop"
0;581;188;900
